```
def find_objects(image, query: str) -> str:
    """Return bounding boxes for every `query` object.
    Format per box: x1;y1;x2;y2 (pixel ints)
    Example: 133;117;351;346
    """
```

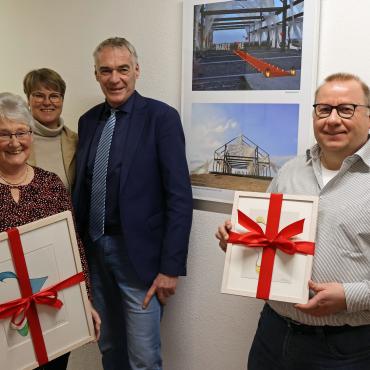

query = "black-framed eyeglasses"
31;92;63;103
313;103;370;119
0;130;33;142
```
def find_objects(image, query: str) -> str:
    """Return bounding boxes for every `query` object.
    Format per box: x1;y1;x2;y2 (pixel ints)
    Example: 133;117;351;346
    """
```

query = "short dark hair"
315;72;369;105
23;68;66;98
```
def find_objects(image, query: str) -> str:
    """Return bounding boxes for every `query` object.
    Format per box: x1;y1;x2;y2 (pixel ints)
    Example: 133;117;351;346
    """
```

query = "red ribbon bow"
0;228;85;366
0;274;83;326
228;193;315;300
228;210;315;256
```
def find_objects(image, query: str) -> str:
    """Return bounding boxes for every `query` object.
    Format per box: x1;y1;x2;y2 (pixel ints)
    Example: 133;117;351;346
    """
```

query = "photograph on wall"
193;0;304;91
189;102;299;194
182;0;320;203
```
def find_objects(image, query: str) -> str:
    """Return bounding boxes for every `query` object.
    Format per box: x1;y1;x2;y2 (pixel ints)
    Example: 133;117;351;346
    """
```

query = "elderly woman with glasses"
0;92;100;370
23;68;77;191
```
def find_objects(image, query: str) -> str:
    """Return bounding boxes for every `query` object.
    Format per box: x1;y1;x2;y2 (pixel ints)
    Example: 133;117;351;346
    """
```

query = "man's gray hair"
93;37;138;64
0;92;33;127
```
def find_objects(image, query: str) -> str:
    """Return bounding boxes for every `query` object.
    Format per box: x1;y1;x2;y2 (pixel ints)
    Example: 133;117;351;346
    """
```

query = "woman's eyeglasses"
0;130;33;142
30;92;63;103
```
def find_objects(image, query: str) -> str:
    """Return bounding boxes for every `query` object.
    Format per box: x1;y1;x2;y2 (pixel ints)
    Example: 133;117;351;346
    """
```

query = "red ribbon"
0;228;85;366
228;193;315;300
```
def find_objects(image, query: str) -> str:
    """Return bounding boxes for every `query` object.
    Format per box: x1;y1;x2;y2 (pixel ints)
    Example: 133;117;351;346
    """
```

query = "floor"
67;343;103;370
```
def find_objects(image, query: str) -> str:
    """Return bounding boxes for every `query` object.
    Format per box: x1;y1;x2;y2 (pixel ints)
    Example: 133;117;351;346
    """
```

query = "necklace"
0;165;29;187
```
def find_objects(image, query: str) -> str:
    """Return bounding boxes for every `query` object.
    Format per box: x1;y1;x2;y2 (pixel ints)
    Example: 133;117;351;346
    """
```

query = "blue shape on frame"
0;271;17;281
0;271;48;293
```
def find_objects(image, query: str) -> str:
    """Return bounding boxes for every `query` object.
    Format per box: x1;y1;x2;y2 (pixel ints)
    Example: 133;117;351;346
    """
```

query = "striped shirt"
267;141;370;326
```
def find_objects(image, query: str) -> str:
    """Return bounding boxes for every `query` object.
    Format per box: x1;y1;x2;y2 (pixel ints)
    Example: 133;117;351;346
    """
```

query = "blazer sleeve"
155;105;193;276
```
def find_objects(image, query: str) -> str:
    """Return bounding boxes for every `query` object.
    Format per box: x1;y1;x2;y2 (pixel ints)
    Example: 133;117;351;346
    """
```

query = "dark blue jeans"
248;304;370;370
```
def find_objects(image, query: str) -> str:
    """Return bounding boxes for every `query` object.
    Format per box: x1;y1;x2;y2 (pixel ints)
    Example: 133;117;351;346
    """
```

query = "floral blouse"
0;166;90;293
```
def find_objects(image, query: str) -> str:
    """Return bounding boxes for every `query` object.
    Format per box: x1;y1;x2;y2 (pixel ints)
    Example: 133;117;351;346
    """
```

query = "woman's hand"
89;301;101;341
215;220;232;252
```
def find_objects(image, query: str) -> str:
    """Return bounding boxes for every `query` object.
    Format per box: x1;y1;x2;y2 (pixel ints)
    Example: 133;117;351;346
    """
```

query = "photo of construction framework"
212;134;271;178
189;103;299;192
193;0;304;90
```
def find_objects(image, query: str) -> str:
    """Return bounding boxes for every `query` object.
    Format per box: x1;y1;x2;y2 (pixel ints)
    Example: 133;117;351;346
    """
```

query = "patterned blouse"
0;166;90;293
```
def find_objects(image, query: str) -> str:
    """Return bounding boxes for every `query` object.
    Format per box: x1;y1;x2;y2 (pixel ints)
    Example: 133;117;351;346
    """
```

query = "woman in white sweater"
23;68;77;192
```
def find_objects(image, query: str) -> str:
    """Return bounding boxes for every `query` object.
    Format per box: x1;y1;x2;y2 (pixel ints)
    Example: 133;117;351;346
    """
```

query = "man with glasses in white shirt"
216;72;370;370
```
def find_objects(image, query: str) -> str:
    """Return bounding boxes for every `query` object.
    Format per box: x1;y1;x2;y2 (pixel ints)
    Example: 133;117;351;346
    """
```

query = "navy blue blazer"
73;92;193;285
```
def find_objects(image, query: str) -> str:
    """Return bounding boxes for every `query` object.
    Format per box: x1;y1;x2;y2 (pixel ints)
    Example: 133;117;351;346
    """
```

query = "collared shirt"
268;140;370;326
86;92;136;229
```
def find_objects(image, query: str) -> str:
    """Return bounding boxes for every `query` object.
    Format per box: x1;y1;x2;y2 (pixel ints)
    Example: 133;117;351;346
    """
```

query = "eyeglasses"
0;130;33;142
30;92;63;103
313;103;370;119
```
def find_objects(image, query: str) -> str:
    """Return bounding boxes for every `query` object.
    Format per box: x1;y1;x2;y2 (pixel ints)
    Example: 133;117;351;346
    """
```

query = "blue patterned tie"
89;109;117;241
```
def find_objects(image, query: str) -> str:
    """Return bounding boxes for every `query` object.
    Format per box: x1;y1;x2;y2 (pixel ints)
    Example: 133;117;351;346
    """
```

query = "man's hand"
295;280;347;316
89;301;101;341
142;273;178;309
215;220;232;252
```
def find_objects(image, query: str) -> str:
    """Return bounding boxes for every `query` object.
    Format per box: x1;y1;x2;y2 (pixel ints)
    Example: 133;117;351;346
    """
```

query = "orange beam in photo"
234;50;295;78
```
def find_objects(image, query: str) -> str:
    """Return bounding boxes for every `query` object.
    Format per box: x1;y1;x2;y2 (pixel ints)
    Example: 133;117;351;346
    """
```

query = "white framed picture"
0;211;94;370
221;191;318;303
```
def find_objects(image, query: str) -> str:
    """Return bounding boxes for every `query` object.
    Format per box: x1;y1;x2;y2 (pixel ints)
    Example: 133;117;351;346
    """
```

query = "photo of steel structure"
212;134;272;178
189;102;299;192
193;0;304;90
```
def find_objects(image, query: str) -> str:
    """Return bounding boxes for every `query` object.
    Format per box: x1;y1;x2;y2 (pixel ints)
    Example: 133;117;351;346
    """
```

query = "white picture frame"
0;211;94;370
221;191;318;303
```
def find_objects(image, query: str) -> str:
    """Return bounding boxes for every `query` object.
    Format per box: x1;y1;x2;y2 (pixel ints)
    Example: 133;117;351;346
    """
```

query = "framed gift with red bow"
221;191;318;304
0;211;94;370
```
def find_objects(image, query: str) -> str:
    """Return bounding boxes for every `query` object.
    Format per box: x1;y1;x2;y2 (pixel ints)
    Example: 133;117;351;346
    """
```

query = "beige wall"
1;1;370;369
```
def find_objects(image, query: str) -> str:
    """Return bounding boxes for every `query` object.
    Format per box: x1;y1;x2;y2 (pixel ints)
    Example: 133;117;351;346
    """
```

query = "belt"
104;225;122;235
266;304;370;335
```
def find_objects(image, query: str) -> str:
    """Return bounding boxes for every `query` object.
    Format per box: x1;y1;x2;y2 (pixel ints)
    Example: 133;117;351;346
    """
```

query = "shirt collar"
308;137;370;169
103;90;136;118
309;143;320;162
354;137;370;168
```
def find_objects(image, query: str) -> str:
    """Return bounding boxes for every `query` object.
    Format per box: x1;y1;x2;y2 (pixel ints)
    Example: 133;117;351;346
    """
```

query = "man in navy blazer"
73;37;193;370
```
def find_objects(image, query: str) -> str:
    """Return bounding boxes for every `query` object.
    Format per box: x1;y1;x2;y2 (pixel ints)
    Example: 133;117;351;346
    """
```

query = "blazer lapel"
79;106;106;165
119;93;147;192
61;128;77;171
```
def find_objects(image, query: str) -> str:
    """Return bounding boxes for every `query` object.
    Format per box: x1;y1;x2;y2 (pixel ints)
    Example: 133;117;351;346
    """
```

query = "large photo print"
182;0;320;203
193;0;304;91
190;102;299;192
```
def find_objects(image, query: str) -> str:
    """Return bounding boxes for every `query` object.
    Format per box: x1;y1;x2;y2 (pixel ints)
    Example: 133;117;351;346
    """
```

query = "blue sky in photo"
189;102;299;173
213;29;246;44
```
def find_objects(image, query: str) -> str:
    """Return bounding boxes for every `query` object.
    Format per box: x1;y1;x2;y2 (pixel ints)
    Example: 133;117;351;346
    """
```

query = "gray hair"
93;37;138;64
0;92;34;127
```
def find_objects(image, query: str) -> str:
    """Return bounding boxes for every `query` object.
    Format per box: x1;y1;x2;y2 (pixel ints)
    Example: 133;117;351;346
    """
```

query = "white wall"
0;0;183;128
1;1;369;369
